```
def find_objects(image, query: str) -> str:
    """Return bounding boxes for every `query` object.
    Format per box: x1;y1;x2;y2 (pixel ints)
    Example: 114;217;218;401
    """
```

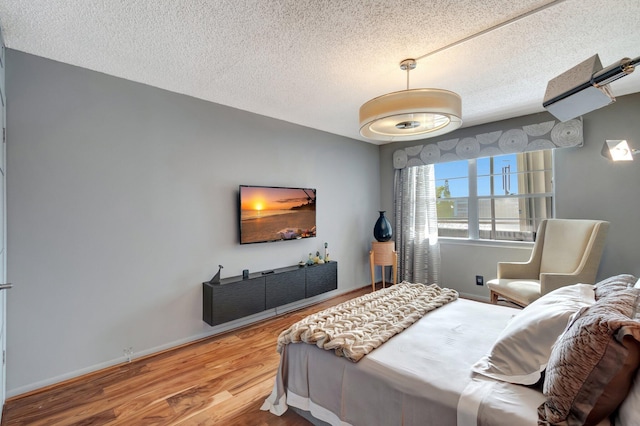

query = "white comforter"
262;298;546;425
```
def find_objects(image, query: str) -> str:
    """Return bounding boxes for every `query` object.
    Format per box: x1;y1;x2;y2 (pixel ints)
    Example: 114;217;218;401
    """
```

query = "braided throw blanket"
276;282;458;362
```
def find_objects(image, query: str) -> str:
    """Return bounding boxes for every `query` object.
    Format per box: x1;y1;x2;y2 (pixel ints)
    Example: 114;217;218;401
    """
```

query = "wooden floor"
1;286;373;426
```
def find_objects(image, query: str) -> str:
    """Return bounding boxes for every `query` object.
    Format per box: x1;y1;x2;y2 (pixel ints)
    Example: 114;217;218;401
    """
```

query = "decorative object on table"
208;265;223;285
306;253;315;266
242;269;249;279
373;211;393;242
324;242;329;260
318;255;325;264
298;261;306;267
314;251;320;264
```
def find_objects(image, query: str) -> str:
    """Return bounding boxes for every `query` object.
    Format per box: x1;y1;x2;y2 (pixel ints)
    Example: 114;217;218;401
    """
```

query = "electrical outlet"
475;275;484;286
123;347;134;362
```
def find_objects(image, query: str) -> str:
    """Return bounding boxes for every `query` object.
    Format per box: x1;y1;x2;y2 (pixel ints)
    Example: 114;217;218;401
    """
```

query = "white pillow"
616;368;640;426
472;283;595;385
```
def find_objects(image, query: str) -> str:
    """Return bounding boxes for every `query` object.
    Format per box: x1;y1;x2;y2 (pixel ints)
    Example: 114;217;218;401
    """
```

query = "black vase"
373;211;392;242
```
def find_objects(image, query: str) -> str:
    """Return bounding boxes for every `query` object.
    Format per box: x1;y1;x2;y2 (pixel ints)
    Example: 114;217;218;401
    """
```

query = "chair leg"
490;290;499;304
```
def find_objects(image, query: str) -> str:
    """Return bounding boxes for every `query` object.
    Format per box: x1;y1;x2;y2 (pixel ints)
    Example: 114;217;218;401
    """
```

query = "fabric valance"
393;117;583;169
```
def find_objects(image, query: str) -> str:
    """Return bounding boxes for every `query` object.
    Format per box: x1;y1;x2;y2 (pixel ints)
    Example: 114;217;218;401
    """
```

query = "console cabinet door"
210;277;265;326
306;262;337;298
265;268;305;309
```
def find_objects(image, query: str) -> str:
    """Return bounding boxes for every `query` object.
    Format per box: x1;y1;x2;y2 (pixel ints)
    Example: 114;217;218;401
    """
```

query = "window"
434;150;554;241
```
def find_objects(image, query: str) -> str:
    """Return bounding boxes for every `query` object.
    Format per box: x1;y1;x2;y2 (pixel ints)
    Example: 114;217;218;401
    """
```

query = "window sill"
438;237;534;250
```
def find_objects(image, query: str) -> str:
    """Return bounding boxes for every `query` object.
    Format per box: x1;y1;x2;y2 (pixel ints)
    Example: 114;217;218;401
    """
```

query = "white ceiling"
0;0;639;145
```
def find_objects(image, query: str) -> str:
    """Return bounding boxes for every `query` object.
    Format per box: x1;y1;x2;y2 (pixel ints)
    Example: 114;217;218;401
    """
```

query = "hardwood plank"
2;286;371;425
173;376;274;425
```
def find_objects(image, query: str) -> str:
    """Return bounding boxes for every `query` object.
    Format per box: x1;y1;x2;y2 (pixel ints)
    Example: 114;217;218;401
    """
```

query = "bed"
261;276;640;426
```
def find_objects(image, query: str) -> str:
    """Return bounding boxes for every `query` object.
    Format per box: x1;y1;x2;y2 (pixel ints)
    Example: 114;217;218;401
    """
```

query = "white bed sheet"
262;298;546;426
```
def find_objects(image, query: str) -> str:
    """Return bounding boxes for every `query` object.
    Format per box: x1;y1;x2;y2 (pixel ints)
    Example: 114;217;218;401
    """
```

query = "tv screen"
239;185;316;244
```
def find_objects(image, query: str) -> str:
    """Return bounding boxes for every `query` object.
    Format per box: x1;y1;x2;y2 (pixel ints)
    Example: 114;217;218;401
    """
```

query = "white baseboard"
7;286;361;398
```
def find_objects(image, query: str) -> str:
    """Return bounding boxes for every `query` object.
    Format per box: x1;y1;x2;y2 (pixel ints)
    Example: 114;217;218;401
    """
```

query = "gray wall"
5;50;380;396
380;93;640;299
554;94;640;279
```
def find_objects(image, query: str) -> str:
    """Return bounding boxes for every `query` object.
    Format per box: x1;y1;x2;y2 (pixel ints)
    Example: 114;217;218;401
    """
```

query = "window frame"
434;150;555;243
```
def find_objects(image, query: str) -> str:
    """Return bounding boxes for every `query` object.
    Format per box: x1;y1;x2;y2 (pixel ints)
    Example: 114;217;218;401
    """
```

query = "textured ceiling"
0;0;639;145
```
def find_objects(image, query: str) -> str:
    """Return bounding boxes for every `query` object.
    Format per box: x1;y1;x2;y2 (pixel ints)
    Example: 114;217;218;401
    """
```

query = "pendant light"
359;59;462;142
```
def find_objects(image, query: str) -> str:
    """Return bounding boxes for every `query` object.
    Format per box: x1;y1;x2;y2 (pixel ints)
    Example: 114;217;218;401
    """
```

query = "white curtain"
393;165;440;285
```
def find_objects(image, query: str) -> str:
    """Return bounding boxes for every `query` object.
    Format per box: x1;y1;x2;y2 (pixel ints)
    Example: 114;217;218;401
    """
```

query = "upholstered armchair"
487;219;609;307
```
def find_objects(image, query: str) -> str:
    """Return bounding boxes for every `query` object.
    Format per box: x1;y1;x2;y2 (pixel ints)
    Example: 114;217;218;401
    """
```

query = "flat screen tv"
239;185;316;244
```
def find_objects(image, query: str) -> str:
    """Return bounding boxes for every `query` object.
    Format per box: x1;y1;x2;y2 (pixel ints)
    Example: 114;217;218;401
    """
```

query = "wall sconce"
601;140;638;161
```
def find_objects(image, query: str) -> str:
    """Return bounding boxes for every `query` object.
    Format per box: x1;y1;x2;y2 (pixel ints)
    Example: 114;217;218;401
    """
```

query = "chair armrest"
497;261;540;279
540;273;591;295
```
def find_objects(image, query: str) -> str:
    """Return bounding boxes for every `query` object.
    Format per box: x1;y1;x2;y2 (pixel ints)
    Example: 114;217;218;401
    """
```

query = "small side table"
369;241;397;291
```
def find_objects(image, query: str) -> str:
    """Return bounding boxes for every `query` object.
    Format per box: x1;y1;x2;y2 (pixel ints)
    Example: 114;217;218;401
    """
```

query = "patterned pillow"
538;287;640;425
593;274;637;301
616;368;640;426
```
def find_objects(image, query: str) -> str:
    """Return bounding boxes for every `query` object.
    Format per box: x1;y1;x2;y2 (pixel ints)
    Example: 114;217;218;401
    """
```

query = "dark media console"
202;261;337;326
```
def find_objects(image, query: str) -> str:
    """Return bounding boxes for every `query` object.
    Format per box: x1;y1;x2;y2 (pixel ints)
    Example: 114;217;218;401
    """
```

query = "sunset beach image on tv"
239;185;316;244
